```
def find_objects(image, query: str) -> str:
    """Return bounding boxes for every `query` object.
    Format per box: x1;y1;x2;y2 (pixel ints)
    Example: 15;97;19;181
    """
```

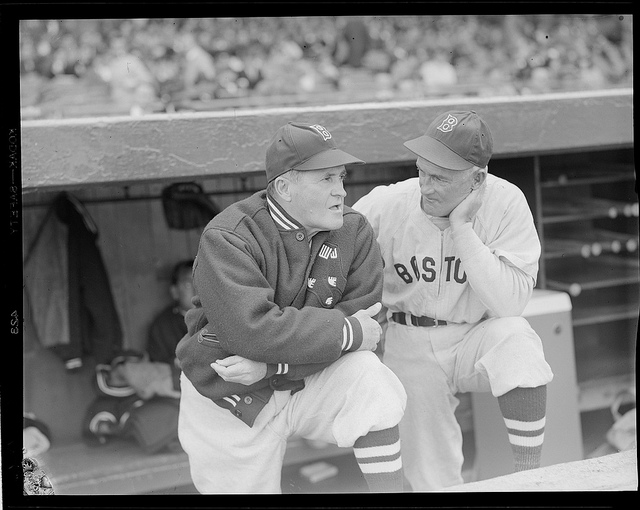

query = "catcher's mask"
161;182;220;230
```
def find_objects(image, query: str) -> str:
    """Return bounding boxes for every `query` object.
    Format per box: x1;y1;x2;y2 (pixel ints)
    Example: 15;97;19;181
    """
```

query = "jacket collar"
266;194;304;231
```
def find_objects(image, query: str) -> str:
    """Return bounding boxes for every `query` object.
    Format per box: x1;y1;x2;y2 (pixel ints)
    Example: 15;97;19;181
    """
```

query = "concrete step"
443;448;637;492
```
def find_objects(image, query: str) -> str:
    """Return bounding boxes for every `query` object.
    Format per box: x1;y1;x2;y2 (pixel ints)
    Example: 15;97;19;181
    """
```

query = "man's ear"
471;169;487;190
274;176;292;201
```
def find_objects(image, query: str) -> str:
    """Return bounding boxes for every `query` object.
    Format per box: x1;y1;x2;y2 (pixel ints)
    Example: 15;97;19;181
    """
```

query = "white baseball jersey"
353;174;541;324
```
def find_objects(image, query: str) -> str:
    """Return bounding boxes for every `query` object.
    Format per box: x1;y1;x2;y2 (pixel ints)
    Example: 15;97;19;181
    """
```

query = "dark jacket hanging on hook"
24;192;124;370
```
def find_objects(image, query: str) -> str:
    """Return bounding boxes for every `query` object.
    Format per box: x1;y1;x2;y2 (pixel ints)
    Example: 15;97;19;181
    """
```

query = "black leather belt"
391;312;447;327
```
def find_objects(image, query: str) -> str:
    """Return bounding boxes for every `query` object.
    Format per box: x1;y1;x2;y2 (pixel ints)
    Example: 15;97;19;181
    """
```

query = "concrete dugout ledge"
442;448;637;492
21;89;633;192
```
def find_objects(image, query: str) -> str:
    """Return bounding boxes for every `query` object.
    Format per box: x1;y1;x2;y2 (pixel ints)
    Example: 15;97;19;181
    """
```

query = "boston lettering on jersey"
394;255;466;284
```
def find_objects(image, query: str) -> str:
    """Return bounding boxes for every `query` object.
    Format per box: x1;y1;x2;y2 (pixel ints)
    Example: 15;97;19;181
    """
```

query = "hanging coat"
24;193;123;370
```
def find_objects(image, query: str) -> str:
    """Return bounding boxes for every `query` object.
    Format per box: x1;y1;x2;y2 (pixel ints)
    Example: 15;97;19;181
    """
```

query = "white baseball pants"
383;316;553;491
178;351;407;493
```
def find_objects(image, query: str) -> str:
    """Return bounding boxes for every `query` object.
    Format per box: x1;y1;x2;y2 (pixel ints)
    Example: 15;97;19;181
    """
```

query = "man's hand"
352;302;383;352
449;180;487;229
211;355;267;385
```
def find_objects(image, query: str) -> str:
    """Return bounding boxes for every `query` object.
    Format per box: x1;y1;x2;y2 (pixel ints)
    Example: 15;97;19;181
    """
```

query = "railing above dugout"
20;88;633;192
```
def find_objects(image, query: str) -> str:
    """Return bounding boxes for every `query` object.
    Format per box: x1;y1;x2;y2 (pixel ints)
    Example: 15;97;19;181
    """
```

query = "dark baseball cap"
265;122;365;182
404;110;493;170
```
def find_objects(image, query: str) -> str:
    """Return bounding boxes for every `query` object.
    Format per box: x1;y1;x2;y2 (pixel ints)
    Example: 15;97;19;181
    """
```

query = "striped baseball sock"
497;385;547;472
353;426;403;492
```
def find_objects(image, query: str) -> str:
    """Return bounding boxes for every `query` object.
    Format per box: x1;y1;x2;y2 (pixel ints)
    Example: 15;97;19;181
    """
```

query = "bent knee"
337;351;406;397
485;315;533;332
474;318;553;395
482;316;541;345
337;350;393;379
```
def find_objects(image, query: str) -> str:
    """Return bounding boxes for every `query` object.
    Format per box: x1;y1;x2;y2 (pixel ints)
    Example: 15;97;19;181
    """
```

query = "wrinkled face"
285;166;347;236
416;157;477;217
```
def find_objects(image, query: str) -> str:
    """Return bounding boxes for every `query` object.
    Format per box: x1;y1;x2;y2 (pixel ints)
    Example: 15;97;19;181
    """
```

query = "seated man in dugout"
147;259;195;370
175;122;407;494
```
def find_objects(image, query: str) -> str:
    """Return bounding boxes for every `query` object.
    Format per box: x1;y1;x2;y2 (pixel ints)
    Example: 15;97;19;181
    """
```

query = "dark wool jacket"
24;193;123;369
176;190;383;426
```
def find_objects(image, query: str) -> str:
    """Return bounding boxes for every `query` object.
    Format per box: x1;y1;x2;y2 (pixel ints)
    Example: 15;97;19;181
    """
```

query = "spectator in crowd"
388;48;421;93
333;17;372;68
254;39;306;96
235;42;267;92
419;48;458;91
175;33;217;100
49;34;82;77
103;37;159;113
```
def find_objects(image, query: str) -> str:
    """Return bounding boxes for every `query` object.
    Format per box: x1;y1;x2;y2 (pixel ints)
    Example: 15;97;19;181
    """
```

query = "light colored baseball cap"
265;122;365;182
404;110;493;170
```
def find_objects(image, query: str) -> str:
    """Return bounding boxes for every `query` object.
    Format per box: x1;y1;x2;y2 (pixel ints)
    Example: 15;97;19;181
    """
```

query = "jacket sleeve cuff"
265;363;290;378
342;317;362;352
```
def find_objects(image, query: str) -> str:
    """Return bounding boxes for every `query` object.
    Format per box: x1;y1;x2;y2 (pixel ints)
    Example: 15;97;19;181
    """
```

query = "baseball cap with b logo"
265;122;364;182
403;110;493;170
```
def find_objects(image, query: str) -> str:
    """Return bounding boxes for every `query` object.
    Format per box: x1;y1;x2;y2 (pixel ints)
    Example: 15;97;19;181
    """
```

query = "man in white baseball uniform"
352;110;554;491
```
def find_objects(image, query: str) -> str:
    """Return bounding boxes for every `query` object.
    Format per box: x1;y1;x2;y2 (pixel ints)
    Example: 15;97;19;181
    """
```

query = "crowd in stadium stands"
19;16;633;117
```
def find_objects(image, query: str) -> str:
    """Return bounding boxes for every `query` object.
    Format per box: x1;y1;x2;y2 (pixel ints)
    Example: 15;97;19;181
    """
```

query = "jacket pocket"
175;327;230;391
198;328;222;347
176;326;271;403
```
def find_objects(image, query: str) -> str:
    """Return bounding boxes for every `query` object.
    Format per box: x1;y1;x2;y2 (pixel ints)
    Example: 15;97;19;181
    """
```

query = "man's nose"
333;182;347;197
420;179;435;195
